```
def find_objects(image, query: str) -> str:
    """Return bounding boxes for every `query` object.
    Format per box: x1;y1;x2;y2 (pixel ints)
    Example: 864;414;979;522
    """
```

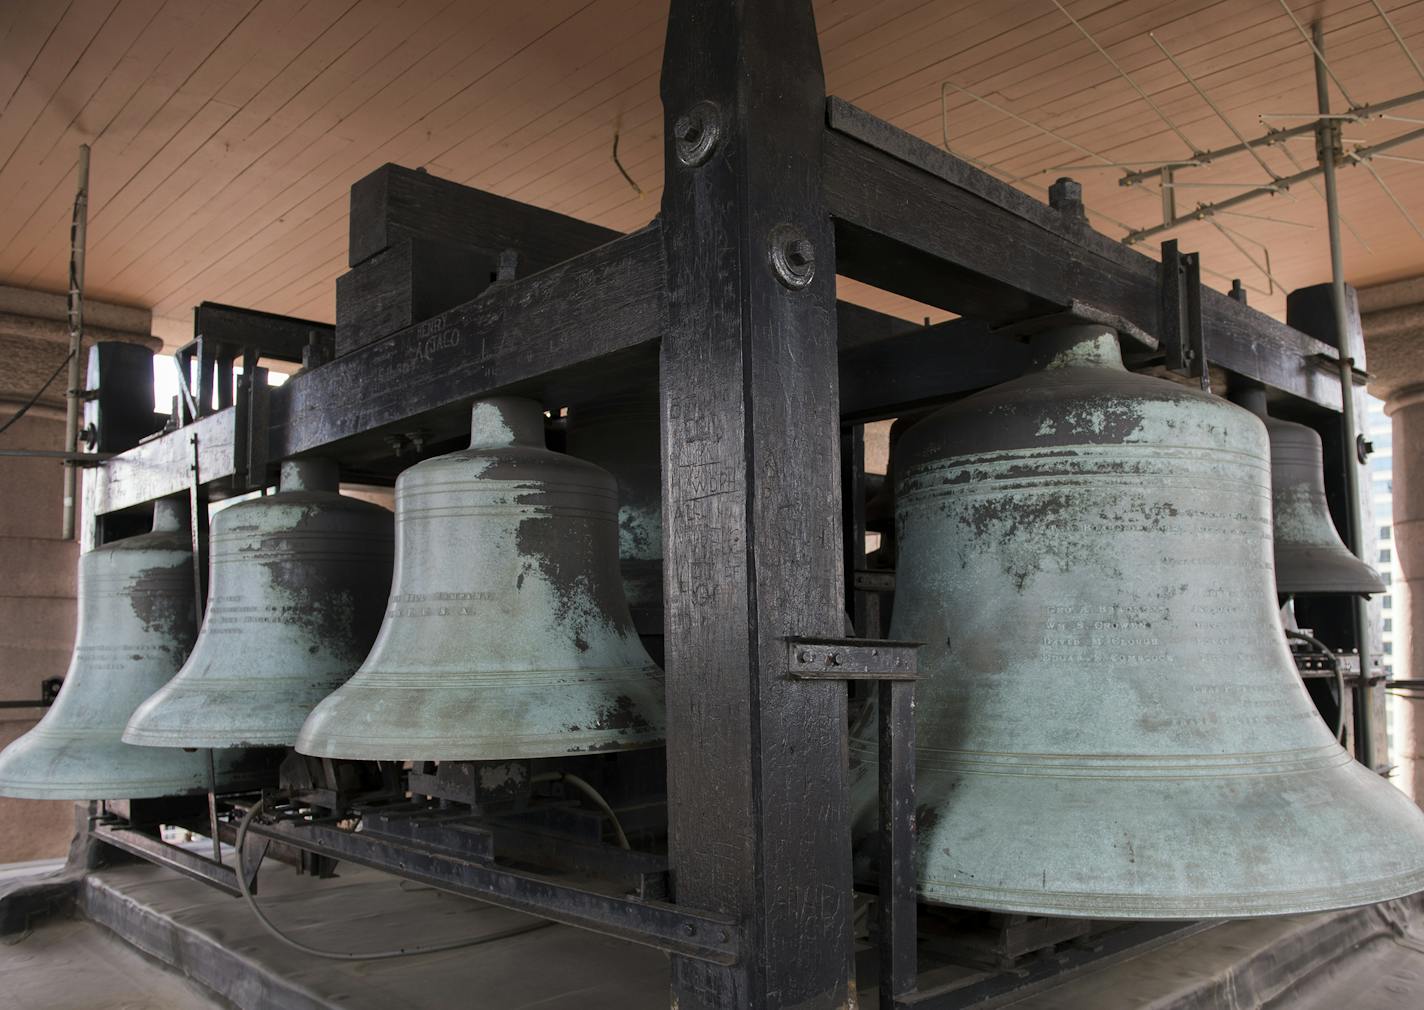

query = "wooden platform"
4;861;1423;1009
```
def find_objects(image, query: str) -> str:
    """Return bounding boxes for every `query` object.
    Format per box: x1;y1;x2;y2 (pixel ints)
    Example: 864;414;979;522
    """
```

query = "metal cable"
1285;629;1346;743
0;350;75;437
529;772;631;850
234;796;553;960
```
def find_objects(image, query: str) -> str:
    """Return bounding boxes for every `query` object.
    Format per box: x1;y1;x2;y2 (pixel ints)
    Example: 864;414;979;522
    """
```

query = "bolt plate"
785;637;919;681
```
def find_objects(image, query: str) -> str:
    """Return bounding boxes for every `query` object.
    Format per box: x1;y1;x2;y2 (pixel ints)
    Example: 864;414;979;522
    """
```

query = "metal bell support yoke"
123;460;394;749
849;324;1424;919
1234;387;1386;596
0;500;268;799
296;397;666;761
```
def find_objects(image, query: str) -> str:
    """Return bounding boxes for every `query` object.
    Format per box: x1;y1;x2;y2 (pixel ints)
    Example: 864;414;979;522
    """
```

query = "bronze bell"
565;391;664;662
296;397;665;761
1233;387;1385;595
123;460;394;749
850;325;1424;919
0;500;269;799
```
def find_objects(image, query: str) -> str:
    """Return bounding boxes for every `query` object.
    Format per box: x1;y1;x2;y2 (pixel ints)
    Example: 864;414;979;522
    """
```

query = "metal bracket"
232;361;270;493
854;570;896;592
0;676;63;710
785;637;919;680
1160;240;1207;390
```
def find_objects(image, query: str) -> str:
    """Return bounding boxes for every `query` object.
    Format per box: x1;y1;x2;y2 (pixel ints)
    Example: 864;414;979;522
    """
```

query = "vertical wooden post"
659;1;852;1007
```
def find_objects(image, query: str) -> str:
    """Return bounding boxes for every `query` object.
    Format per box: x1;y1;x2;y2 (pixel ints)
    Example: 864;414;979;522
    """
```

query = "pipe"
61;145;89;541
1313;22;1376;771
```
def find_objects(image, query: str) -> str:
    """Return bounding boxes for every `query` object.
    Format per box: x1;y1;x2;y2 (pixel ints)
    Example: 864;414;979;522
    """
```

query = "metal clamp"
785;637;919;680
1160;240;1207;390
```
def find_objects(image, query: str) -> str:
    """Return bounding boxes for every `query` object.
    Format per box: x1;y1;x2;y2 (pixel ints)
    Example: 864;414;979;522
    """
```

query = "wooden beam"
193;302;331;363
348;162;620;269
822;98;1346;410
659;2;852;1007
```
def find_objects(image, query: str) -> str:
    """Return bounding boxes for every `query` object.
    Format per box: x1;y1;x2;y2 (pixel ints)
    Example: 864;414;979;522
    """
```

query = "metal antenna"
941;81;1103;173
1369;0;1424;85
1357;157;1424;241
1275;144;1373;252
1049;0;1200;155
1279;1;1359;108
1150;32;1280;182
1207;217;1283;294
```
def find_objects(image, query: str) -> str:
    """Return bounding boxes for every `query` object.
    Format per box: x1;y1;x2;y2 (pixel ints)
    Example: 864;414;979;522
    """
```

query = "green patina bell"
565;391;664;661
1233;387;1386;596
296;397;665;761
850;324;1424;919
123;460;394;749
0;500;269;799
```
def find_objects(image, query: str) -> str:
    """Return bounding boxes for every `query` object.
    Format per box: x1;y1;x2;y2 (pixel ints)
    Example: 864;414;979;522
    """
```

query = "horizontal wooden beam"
349;163;620;269
838;318;1031;421
822;98;1345;410
193;302;331;363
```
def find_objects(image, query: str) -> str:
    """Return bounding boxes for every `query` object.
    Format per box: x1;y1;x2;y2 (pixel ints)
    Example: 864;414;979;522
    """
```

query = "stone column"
0;286;155;862
1362;277;1424;803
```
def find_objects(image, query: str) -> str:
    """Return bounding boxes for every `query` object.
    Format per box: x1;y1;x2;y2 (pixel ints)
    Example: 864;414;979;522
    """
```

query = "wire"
530;772;631;850
1292;629;1344;740
0;350;76;437
235;796;553;960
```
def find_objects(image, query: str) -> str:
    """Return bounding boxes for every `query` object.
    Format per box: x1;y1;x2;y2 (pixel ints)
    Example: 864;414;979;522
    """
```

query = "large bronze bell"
850;325;1424;919
1233;387;1385;596
565;391;664;659
0;500;268;799
296;397;665;761
123;460;394;749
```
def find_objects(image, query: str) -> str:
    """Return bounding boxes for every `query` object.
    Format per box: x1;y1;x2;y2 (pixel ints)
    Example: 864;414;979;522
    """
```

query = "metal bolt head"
675;101;722;167
769;224;815;289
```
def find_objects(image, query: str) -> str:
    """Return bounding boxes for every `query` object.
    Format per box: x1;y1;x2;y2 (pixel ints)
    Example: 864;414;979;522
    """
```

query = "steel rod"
1312;21;1376;771
1121;87;1424;187
61;145;89;541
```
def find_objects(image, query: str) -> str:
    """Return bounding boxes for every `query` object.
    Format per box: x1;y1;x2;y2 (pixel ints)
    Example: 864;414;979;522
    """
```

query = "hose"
529;772;631;850
234;796;551;960
1285;629;1346;743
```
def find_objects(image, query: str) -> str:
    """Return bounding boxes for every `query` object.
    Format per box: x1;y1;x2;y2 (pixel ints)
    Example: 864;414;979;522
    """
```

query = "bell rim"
913;866;1424;920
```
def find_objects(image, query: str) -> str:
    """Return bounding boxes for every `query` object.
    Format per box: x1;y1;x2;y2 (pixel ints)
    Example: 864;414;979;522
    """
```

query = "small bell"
0;500;269;798
296;398;665;761
1233;387;1385;595
123;460;394;749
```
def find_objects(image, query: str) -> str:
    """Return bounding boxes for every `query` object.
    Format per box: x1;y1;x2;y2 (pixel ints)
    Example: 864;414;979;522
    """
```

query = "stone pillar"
0;286;155;862
1391;389;1424;801
1362;277;1424;802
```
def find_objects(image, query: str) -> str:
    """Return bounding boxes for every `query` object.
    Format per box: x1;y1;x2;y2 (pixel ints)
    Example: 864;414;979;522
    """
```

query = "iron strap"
247;816;741;965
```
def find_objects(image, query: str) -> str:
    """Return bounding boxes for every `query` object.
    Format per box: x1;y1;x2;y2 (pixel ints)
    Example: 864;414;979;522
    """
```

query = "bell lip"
122;723;301;749
0;731;258;800
912;868;1424;920
1274;548;1388;596
294;733;666;762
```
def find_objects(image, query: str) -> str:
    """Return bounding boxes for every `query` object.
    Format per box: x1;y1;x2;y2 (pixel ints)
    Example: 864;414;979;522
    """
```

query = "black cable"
0;349;76;437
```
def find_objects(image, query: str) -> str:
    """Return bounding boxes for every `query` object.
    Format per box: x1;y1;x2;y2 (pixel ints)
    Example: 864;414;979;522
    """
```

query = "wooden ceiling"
2;0;1424;348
